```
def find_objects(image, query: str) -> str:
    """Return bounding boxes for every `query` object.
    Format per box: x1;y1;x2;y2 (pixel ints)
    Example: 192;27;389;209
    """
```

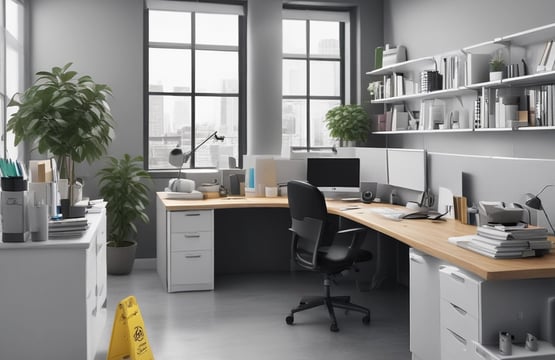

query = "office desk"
157;193;555;359
157;193;555;283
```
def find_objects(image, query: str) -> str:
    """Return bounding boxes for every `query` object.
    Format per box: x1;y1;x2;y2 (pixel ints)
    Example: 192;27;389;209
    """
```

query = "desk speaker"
361;182;377;204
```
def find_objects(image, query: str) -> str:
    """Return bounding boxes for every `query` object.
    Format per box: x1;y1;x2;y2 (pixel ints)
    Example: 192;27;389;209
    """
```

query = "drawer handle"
185;213;201;217
447;328;467;346
185;255;202;259
450;272;466;283
409;254;424;264
450;302;467;316
184;234;201;239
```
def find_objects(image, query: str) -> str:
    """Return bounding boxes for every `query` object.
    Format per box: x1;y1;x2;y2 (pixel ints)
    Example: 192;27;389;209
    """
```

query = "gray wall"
28;0;382;258
383;0;555;229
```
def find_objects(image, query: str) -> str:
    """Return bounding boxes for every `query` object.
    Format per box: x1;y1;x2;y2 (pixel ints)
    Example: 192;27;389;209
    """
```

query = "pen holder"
1;177;29;242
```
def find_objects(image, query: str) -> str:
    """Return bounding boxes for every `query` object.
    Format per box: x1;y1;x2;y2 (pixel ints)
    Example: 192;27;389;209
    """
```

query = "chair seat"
297;247;372;274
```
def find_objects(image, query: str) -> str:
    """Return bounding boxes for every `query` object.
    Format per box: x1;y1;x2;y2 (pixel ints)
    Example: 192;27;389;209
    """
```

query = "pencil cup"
1;177;29;242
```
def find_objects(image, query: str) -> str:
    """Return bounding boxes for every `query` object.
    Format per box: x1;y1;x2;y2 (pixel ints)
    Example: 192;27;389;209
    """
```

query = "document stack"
449;223;552;259
48;217;89;239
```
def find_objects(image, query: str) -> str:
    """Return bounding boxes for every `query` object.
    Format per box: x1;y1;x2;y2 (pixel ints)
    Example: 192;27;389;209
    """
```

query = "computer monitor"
307;157;360;193
387;148;427;192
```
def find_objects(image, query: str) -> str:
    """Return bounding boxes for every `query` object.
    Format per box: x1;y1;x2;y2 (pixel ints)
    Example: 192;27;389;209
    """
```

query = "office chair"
285;180;372;332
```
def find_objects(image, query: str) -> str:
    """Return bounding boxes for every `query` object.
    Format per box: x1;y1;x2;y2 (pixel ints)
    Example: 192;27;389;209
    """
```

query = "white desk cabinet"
409;248;445;360
439;266;555;360
157;197;214;292
0;210;107;360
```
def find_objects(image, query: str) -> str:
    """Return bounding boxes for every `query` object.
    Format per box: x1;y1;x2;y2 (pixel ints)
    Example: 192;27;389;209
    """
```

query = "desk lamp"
525;184;555;234
168;131;225;192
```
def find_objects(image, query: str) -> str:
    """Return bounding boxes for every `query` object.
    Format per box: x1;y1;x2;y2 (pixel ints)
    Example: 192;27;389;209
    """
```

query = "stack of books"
48;217;89;239
449;223;552;259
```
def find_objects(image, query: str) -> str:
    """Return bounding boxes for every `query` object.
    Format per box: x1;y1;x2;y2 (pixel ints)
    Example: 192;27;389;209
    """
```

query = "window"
146;1;245;170
282;9;351;151
2;0;25;160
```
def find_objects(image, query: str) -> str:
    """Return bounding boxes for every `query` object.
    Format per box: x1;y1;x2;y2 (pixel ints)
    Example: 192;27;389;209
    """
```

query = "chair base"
286;293;371;332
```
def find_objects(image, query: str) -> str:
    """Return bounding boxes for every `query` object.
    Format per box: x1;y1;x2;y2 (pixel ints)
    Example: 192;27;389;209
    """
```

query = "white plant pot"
489;71;503;81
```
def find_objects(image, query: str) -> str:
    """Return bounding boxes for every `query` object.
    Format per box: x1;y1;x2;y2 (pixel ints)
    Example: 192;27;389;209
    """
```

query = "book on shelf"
538;40;554;72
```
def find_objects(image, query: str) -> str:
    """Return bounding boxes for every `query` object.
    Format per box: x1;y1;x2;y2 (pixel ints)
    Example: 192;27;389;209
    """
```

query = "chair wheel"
286;315;294;325
330;323;339;332
362;315;370;325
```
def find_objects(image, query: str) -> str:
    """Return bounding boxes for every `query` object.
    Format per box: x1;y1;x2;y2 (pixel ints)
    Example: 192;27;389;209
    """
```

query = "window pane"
310;100;340;147
195;97;238;167
196;50;238;93
196;13;238;46
6;44;20;98
148;95;191;169
310;21;340;57
283;59;306;96
310;60;340;97
283;19;305;55
149;48;191;92
149;10;191;44
282;99;307;148
6;0;22;41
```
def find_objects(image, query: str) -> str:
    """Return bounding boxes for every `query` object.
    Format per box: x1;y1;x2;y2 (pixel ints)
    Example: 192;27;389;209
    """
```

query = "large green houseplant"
97;154;151;275
324;104;370;145
7;63;113;214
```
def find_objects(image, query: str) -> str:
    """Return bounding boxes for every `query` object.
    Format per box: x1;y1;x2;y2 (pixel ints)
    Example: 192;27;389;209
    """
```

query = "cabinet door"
409;248;443;360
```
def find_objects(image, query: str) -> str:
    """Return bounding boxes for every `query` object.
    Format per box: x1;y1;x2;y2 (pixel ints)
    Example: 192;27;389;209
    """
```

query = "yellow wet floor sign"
107;295;155;360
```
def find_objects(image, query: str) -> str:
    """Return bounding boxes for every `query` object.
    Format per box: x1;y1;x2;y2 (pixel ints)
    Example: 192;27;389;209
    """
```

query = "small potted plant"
324;104;370;146
489;51;505;81
97;154;151;275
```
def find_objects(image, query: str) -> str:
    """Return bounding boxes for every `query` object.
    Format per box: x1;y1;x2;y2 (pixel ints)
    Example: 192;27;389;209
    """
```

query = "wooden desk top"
157;193;555;281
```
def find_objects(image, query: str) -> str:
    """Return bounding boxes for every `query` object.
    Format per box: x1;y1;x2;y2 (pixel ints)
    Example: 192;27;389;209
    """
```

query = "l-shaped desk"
156;193;555;360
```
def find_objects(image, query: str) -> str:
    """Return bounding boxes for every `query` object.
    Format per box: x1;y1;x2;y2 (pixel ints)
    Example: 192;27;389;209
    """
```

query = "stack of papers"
449;223;552;259
49;218;89;239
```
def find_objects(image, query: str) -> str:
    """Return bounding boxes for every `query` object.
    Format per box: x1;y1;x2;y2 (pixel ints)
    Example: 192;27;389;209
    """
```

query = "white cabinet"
0;210;107;360
409;248;445;360
439;266;555;360
156;197;214;292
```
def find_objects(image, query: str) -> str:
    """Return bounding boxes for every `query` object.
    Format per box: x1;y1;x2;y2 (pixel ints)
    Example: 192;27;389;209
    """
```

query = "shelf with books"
368;22;555;135
371;87;476;104
373;128;473;135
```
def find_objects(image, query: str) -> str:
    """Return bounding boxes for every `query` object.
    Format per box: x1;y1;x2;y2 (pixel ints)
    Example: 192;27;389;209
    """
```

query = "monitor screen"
387;148;427;192
307;158;360;193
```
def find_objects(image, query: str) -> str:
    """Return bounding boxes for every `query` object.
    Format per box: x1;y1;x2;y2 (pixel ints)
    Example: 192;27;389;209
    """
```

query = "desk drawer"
439;266;481;319
440;299;479;341
171;231;213;251
170;250;213;285
441;327;481;360
170;210;213;232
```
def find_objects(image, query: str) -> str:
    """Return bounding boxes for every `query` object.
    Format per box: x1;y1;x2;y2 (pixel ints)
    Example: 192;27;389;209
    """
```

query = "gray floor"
94;269;411;360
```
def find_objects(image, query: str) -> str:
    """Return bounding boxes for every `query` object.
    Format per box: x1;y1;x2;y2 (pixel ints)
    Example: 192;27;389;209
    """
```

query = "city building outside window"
146;1;244;170
282;8;351;152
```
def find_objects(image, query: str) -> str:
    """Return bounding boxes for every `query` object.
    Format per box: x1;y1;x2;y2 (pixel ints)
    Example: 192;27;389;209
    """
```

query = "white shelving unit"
367;22;555;135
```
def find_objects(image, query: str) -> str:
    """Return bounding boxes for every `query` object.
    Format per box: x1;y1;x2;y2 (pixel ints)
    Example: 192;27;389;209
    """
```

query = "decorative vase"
489;71;503;81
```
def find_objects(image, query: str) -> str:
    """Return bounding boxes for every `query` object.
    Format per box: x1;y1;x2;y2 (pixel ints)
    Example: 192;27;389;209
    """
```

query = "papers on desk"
49;217;90;239
369;207;407;221
449;224;552;259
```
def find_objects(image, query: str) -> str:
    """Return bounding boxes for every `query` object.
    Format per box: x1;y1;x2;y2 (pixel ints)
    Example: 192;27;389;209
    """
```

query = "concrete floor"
94;269;411;360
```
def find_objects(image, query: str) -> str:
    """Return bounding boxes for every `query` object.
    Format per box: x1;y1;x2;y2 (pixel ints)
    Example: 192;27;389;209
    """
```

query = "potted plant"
7;63;113;216
489;51;505;81
324;104;370;146
97;154;151;275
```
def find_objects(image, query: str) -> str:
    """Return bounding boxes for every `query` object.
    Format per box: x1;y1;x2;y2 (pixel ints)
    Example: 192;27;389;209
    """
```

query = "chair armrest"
334;227;367;250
